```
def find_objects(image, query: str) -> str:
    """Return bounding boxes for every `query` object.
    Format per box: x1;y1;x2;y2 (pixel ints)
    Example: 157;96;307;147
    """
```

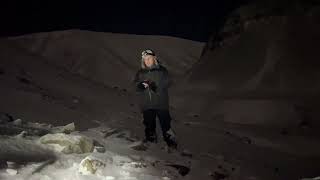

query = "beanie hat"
141;49;155;58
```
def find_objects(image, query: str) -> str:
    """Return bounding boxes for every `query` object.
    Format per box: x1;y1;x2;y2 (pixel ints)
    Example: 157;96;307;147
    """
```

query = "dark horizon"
0;1;248;42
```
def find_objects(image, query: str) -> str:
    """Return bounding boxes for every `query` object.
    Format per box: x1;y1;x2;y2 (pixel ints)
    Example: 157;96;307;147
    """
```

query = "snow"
0;123;180;180
6;169;17;176
301;177;320;180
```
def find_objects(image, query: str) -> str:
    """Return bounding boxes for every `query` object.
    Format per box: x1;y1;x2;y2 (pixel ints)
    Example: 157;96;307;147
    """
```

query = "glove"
149;81;157;92
137;82;147;90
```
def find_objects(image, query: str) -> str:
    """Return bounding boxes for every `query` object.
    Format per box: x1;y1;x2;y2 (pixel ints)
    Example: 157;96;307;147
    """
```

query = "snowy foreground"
1;119;320;180
0;120;190;180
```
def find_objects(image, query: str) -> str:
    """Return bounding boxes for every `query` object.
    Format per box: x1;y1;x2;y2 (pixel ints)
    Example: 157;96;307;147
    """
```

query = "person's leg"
157;109;177;148
143;109;157;142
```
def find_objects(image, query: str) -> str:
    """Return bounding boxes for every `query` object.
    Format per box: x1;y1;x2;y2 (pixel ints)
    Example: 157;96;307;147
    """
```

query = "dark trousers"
143;109;172;142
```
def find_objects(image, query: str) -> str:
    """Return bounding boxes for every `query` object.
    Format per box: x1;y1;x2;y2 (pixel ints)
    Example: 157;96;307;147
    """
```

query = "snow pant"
143;109;176;146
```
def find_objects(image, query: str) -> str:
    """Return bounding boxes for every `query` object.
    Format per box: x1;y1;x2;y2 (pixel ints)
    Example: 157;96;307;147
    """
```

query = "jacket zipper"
148;89;152;102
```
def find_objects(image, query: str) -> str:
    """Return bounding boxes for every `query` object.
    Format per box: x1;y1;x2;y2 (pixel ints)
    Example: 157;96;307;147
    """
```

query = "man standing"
133;49;177;149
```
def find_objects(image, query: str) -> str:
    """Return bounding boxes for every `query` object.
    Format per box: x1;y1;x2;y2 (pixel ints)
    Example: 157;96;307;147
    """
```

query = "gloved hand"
137;81;148;90
148;81;157;92
138;80;157;91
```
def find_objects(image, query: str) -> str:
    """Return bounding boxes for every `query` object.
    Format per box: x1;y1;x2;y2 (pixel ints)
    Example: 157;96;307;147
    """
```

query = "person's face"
143;55;155;68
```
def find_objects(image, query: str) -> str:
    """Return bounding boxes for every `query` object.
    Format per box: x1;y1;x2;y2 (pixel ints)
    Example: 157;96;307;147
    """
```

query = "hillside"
9;30;204;88
184;0;320;126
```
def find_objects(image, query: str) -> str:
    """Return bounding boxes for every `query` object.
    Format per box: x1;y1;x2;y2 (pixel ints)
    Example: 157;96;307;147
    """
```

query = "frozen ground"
1;115;320;180
0;121;191;180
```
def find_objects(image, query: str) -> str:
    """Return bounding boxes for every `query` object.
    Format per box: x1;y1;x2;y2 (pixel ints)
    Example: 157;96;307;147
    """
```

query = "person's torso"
138;66;169;110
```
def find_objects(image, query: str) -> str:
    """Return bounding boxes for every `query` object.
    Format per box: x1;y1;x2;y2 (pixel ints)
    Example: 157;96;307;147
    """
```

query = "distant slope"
8;30;204;88
189;0;320;95
179;0;320;126
0;31;204;129
0;38;132;130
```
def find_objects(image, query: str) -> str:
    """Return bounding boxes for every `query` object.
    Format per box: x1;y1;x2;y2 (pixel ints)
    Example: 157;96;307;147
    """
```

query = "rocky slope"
184;0;320;126
192;0;320;92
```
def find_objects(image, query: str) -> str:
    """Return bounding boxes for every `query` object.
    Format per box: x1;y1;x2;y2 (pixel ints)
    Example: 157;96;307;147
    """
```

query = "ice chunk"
6;168;17;175
78;156;106;175
39;133;93;154
51;122;75;134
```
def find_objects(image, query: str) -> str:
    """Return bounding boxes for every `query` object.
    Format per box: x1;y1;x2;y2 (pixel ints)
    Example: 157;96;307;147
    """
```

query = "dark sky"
0;1;247;42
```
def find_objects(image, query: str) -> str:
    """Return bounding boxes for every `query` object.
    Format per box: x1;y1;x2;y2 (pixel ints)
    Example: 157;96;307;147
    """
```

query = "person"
133;49;177;149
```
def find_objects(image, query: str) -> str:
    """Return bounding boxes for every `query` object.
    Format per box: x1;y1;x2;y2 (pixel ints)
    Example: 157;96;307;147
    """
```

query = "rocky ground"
0;119;193;180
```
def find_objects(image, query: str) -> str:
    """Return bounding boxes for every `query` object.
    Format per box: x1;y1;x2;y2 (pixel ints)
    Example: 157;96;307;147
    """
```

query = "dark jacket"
134;64;170;111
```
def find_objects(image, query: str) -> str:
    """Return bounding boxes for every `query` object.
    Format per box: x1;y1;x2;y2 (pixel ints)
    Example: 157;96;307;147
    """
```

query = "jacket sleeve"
133;70;145;92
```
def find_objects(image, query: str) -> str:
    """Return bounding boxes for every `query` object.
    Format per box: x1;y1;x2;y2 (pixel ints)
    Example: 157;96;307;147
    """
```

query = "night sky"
0;1;247;42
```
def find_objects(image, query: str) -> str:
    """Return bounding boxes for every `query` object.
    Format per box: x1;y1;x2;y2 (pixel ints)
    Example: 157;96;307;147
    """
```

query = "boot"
143;132;158;144
166;138;178;150
163;129;178;149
